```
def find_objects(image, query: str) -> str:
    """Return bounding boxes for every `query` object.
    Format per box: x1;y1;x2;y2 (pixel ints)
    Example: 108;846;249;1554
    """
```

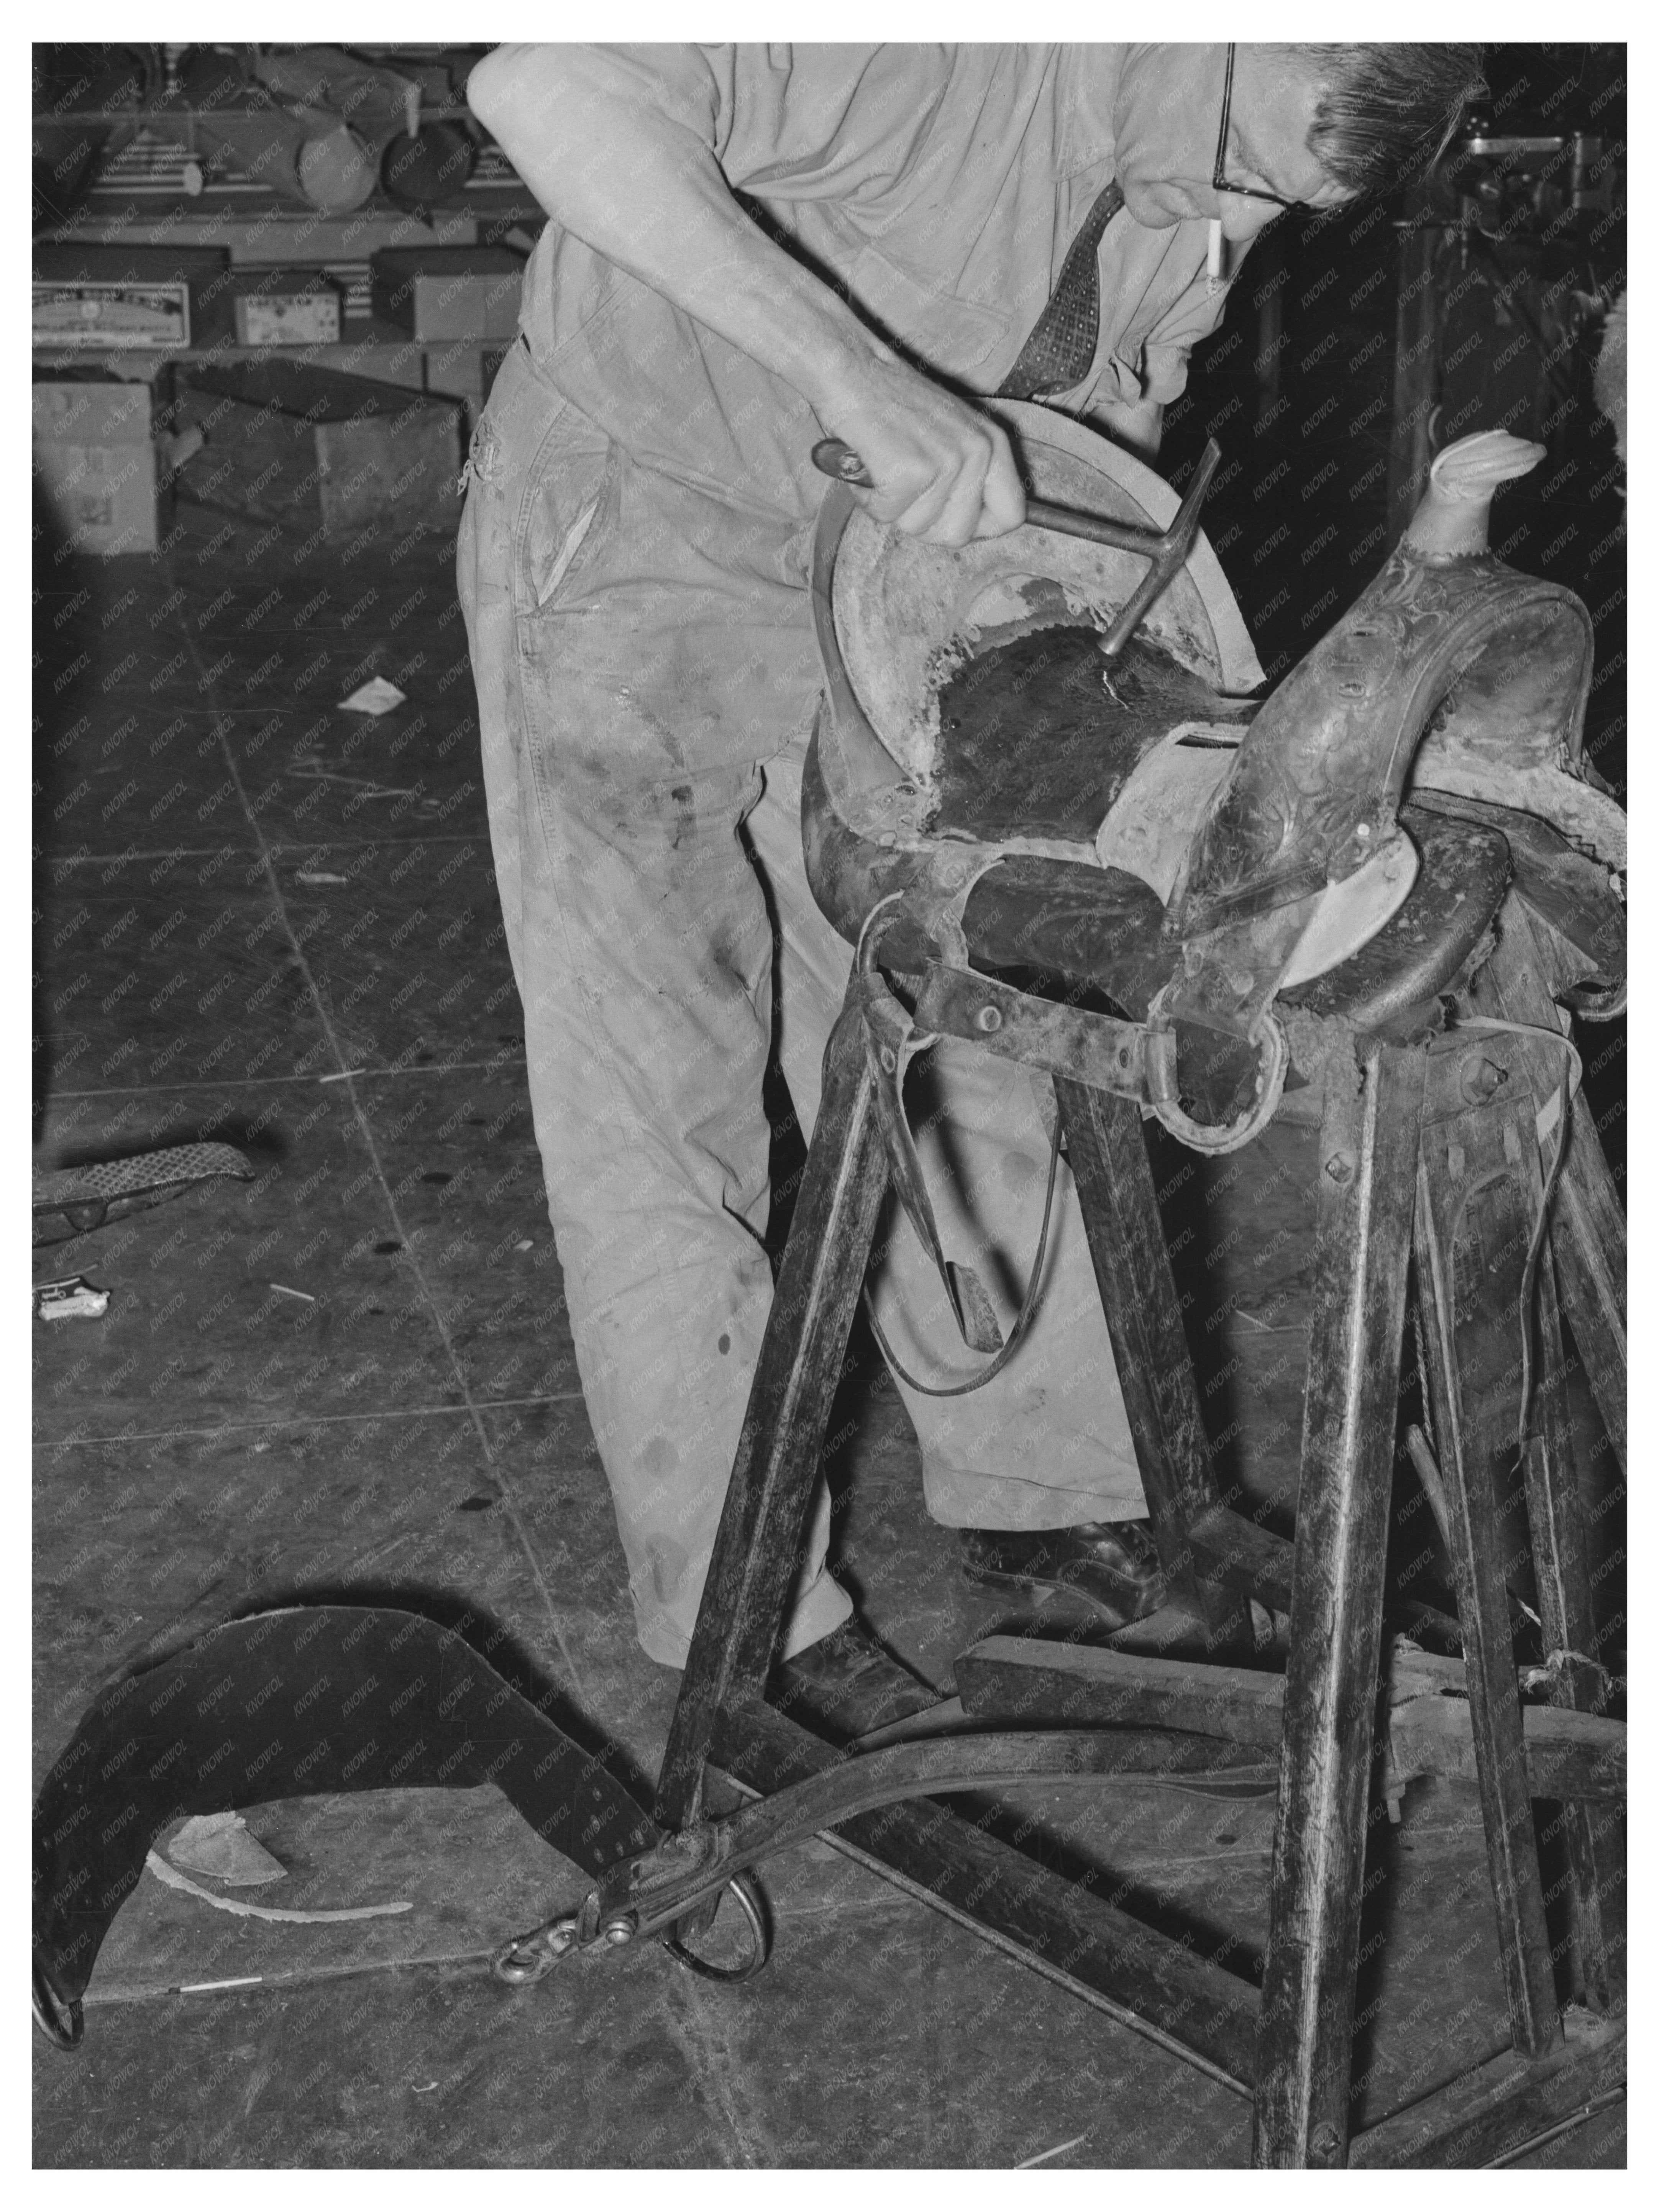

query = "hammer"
812;435;1223;657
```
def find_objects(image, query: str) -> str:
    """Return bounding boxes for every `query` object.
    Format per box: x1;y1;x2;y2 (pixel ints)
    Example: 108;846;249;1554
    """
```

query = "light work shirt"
514;44;1234;518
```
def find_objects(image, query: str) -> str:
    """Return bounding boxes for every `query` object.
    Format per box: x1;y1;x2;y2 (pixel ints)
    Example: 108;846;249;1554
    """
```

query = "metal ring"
32;1956;83;2050
1146;1001;1289;1156
661;1873;771;1984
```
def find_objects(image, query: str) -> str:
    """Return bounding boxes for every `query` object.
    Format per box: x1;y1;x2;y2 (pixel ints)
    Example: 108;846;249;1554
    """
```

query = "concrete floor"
33;489;1625;2168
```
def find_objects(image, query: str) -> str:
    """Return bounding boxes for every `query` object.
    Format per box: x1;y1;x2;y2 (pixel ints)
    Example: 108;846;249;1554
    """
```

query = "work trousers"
457;340;1144;1666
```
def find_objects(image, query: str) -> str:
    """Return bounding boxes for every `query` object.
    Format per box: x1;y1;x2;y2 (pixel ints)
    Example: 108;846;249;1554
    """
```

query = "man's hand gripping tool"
811;434;1223;656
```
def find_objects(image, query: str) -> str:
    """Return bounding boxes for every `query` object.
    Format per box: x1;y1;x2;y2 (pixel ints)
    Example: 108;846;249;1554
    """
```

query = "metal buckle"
912;962;1176;1106
490;1914;581;1986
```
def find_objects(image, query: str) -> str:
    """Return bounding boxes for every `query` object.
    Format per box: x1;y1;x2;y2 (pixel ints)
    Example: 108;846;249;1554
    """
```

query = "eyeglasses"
1212;43;1300;211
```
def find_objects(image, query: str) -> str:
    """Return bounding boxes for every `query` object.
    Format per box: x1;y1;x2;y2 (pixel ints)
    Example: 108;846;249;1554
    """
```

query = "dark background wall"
1165;44;1623;734
1162;41;1626;1177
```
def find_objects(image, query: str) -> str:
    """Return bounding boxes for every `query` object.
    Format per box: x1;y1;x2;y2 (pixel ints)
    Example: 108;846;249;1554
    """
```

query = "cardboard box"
418;343;512;429
228;269;344;348
370;246;522;342
32;245;233;351
322;339;428;395
33;379;164;556
176;358;463;536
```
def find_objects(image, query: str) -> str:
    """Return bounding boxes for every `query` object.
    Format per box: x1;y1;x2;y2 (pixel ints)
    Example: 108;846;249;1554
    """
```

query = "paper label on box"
35;436;161;554
236;295;343;347
33;281;191;349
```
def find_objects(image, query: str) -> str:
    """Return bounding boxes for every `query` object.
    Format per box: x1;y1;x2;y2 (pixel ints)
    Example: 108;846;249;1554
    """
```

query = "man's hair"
1290;44;1486;198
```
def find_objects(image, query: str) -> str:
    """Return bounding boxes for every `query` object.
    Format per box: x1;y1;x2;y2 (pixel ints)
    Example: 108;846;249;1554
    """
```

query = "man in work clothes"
457;44;1482;1724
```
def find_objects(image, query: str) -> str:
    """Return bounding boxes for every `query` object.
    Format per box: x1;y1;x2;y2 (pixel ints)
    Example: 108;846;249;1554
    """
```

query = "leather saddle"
806;409;1625;1157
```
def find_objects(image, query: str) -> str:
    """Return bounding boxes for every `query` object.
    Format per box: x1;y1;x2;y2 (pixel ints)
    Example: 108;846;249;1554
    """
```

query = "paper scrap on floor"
167;1811;287;1888
339;676;406;715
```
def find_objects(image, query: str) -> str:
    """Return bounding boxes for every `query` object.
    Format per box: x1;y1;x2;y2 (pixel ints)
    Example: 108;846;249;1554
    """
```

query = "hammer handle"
811;437;1168;555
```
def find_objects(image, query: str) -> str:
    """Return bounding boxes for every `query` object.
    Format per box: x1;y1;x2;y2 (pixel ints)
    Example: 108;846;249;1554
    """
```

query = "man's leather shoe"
959;1518;1166;1627
771;1617;938;1744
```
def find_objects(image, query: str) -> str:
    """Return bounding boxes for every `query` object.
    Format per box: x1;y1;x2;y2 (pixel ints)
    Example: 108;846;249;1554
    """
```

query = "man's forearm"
468;44;1027;543
468;46;889;415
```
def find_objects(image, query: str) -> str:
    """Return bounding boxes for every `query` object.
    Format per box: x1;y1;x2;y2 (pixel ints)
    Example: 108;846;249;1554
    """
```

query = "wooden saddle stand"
31;423;1626;2170
655;421;1628;2168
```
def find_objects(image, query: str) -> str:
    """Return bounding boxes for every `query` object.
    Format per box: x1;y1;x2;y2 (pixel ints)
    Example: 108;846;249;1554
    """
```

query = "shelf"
33;316;514;416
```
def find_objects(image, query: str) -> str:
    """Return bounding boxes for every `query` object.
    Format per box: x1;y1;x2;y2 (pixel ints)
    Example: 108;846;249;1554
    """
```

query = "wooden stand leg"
1254;1041;1424;2169
1505;1118;1615;2012
1472;903;1626;1474
655;992;888;1829
1549;1113;1628;1477
1460;905;1622;2007
1054;1075;1239;1639
1413;1036;1563;2061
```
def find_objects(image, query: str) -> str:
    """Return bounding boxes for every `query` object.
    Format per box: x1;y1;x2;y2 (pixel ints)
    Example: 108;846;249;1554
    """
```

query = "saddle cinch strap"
850;866;1177;1386
33;1605;1274;2044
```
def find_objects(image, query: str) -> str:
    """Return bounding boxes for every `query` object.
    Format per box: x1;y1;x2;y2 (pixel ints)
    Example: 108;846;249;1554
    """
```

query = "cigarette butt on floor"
269;1283;316;1303
1018;2133;1090;2169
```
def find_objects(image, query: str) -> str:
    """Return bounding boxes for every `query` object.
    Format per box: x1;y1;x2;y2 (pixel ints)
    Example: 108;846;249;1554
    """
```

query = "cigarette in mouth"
1206;220;1225;285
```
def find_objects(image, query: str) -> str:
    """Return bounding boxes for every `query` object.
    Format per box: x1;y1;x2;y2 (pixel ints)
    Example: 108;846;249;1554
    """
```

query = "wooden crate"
175;357;461;535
